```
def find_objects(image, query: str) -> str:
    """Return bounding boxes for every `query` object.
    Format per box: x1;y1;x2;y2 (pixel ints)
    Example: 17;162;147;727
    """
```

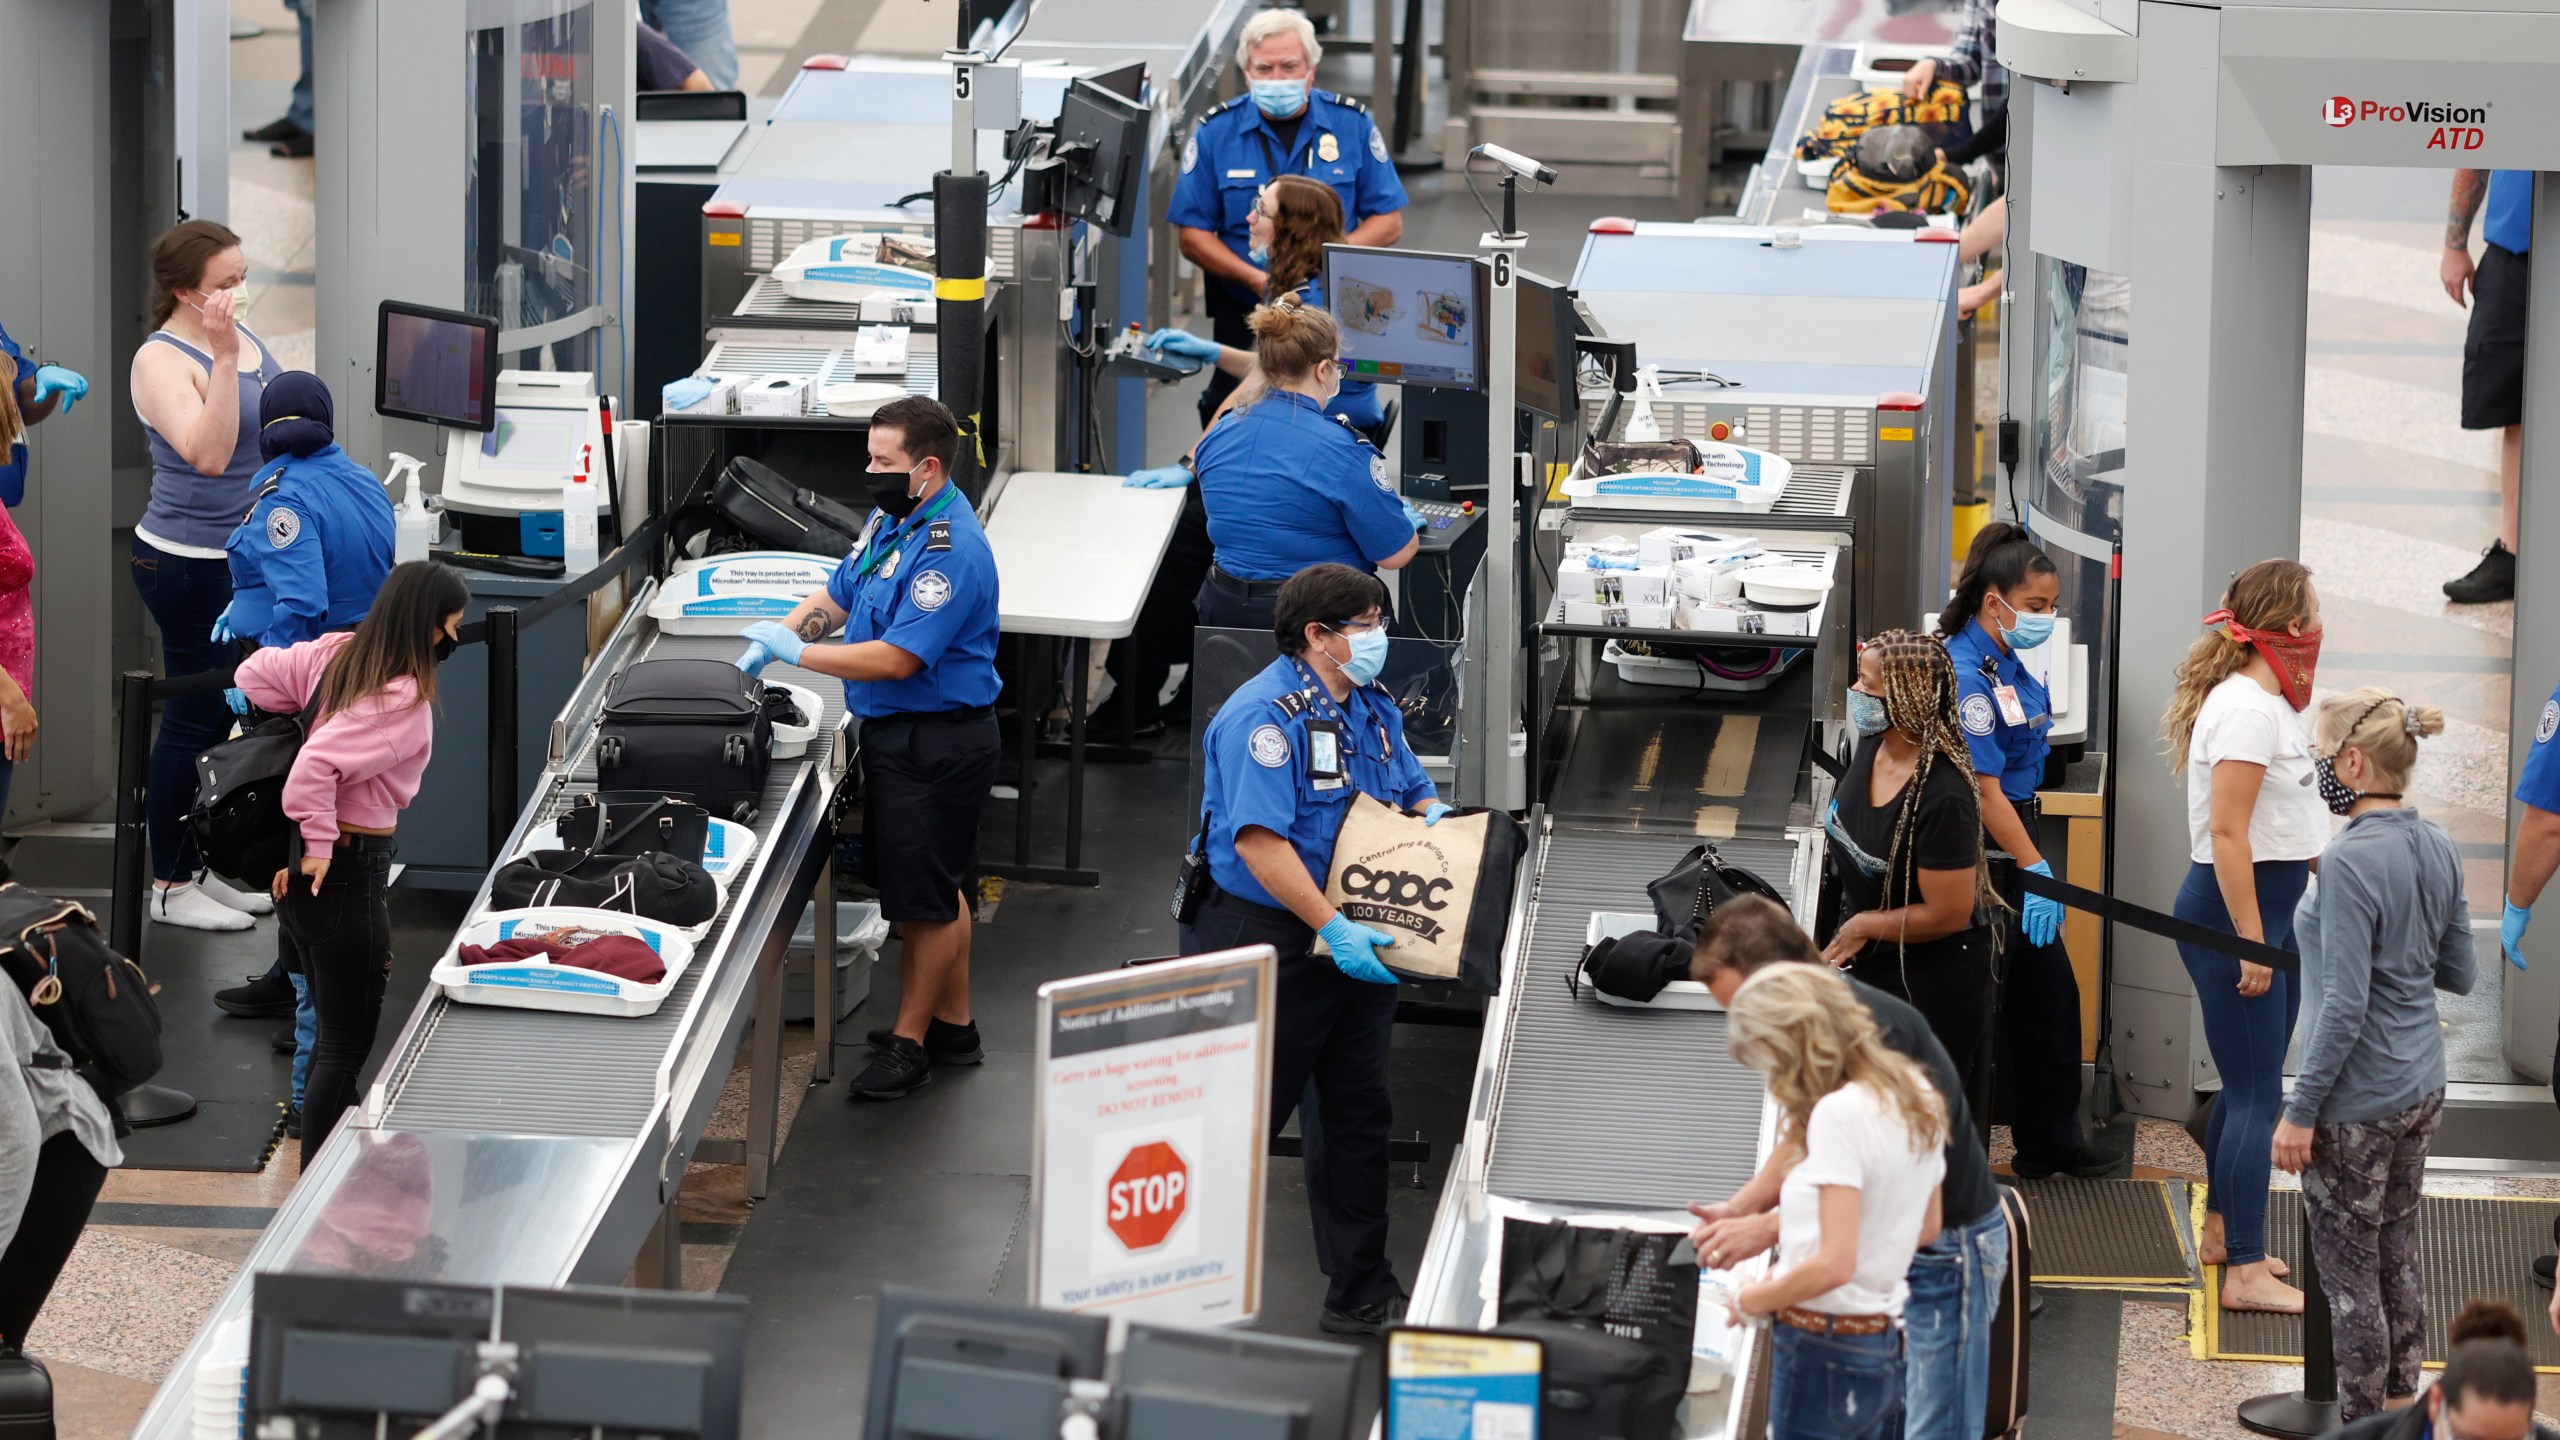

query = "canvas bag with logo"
1312;793;1526;992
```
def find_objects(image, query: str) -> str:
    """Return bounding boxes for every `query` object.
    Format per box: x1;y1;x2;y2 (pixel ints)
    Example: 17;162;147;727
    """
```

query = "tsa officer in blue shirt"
1183;563;1448;1334
1192;300;1417;631
1170;8;1407;421
0;321;87;508
214;373;395;651
1939;522;2115;1178
739;396;1001;1101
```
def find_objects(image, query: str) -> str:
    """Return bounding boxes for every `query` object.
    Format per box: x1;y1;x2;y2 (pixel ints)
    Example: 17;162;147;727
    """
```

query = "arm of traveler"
1824;863;1976;963
1690;1136;1804;1267
1914;1183;1943;1253
2283;857;2377;1134
2436;844;2478;996
2206;757;2274;997
130;292;245;476
1737;1184;1863;1318
0;1003;39;1257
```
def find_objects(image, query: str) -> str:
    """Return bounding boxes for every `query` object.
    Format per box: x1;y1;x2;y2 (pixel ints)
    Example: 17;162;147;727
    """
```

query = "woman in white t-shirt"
1726;964;1947;1440
2159;558;2327;1316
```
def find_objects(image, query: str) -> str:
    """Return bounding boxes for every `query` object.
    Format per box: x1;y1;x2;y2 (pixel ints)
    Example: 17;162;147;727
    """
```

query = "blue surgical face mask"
1248;243;1271;267
1992;593;2057;651
1845;688;1890;737
1250;78;1309;119
1338;626;1389;685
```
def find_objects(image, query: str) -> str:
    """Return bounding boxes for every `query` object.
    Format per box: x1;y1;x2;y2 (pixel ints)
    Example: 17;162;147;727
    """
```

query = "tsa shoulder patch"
1369;123;1390;163
1181;134;1199;174
1249;723;1291;769
1371;453;1391;491
2539;698;2558;746
909;569;954;612
266;506;301;549
1961;693;1997;737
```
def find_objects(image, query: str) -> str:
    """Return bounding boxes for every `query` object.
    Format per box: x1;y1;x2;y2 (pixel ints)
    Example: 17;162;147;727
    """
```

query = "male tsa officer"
2503;676;2560;1287
1169;7;1407;419
738;396;1001;1101
1183;563;1451;1334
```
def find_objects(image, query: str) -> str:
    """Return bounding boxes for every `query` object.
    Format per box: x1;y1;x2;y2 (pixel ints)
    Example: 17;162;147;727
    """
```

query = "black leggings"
0;1132;108;1346
1848;926;1997;1102
286;834;397;1169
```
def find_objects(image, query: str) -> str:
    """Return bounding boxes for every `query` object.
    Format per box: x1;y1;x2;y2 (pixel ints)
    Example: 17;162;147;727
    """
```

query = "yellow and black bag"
1795;81;1974;165
1825;124;1973;216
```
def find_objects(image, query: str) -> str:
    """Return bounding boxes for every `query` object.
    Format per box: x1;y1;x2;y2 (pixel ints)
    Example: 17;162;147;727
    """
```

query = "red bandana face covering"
2205;609;2322;711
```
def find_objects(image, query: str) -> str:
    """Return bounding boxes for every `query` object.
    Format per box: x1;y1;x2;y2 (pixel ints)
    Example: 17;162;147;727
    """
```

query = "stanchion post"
111;670;155;961
486;606;520;862
2236;1217;2338;1436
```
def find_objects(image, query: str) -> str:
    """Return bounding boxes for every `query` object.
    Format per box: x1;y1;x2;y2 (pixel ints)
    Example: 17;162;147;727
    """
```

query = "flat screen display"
376;301;499;431
1323;245;1483;390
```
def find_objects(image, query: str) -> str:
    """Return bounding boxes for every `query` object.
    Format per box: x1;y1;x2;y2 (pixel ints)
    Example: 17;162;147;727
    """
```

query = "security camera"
1472;143;1558;186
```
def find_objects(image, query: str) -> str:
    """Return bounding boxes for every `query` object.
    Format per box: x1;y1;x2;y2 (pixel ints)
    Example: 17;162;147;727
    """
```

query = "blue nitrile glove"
1123;464;1193;489
2021;860;2064;948
223;687;248;716
662;376;716;412
741;620;807;667
1318;915;1400;985
1143;328;1222;360
210;602;239;645
2505;900;2533;971
736;641;773;676
1402;499;1427;529
30;366;87;412
1422;801;1456;826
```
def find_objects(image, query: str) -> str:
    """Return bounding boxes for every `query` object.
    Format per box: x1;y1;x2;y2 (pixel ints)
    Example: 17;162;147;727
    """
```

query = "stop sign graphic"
1105;1141;1190;1252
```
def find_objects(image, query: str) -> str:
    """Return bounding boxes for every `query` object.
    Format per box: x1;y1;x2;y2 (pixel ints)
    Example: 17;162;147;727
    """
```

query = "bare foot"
2220;1262;2305;1314
2196;1216;2291;1278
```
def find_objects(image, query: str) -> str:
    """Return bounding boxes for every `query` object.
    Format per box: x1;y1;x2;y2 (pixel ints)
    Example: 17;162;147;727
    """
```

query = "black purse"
1645;841;1787;937
557;791;712;865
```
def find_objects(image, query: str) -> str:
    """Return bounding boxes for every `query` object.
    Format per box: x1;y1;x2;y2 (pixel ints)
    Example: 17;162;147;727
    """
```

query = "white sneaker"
150;882;256;932
194;870;275;916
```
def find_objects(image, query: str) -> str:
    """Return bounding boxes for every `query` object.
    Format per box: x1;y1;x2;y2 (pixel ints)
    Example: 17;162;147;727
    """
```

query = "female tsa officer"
1184;563;1451;1335
1190;301;1417;632
1936;522;2118;1179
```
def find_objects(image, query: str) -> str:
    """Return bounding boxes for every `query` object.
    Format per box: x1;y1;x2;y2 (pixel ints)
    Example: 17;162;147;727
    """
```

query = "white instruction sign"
1031;948;1273;1326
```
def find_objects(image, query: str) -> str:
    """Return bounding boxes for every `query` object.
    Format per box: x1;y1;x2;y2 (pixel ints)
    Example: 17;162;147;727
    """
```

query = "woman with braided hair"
1822;629;2001;1097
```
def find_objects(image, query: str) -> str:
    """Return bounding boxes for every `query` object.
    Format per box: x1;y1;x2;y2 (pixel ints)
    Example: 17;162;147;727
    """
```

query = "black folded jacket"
491;849;720;927
1577;929;1695;1003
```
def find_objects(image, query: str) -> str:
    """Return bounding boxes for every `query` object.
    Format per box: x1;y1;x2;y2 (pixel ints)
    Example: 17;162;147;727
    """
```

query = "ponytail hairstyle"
314;561;471;722
1933;521;2057;644
1260;175;1346;301
2315;685;2444;794
1861;629;2002;924
1726;963;1947;1153
0;350;22;456
1245;294;1340;387
2161;559;2316;773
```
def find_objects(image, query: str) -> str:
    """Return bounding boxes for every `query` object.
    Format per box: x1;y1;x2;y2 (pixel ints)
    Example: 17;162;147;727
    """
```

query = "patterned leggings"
2301;1089;2444;1421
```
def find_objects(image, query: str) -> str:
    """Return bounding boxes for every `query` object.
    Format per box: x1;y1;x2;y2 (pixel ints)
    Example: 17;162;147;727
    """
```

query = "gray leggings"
2301;1089;2444;1421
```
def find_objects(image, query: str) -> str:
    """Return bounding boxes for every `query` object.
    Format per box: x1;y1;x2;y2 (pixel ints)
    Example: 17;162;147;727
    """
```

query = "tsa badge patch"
2540;699;2558;746
1249;724;1290;769
266;507;301;549
1181;134;1198;175
1372;454;1391;491
1369;125;1389;163
1960;694;1997;737
910;570;953;612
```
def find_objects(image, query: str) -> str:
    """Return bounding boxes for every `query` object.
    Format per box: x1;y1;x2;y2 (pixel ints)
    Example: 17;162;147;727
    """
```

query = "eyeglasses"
1333;613;1390;635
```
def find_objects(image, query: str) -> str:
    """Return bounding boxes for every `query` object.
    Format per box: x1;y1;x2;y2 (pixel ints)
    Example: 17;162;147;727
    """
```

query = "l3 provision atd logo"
2323;96;2488;150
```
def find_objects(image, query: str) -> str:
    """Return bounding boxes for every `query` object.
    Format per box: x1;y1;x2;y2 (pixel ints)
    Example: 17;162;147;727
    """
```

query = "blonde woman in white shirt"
1726;963;1947;1440
2159;558;2328;1316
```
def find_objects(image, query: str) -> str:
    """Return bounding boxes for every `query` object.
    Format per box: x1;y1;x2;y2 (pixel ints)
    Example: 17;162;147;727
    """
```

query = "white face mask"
188;283;253;324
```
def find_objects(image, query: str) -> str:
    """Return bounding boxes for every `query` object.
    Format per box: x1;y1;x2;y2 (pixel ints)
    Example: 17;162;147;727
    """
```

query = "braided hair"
1862;629;2004;930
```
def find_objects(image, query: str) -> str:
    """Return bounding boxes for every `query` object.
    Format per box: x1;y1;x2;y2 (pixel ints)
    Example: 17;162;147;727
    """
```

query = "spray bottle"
1624;364;1666;443
562;444;600;573
387;452;438;563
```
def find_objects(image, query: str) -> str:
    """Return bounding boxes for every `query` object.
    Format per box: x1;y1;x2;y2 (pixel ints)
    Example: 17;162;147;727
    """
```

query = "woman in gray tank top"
128;220;285;933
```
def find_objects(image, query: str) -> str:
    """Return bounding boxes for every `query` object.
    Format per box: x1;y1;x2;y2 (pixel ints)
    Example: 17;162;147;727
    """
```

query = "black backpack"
490;849;720;927
0;885;165;1111
672;455;871;559
189;693;322;886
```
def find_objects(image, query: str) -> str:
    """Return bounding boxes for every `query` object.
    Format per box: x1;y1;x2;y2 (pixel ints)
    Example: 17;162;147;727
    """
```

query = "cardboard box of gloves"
1313;795;1526;991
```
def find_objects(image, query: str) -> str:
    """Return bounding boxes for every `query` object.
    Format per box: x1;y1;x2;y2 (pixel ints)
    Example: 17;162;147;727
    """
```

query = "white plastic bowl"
1736;563;1832;610
768;682;824;759
821;381;906;417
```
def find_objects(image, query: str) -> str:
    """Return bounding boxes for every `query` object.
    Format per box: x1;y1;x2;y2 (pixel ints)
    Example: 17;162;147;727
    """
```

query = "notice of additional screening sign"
1031;947;1273;1326
1385;1329;1542;1440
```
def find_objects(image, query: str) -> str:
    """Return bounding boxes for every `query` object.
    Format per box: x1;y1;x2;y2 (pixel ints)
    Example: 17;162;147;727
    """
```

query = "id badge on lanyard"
1306;720;1346;791
1993;684;2029;728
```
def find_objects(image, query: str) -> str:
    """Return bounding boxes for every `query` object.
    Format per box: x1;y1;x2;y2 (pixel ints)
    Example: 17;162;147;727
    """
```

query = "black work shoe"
849;1035;933;1100
864;1019;984;1066
1319;1294;1407;1337
242;116;308;143
2534;1254;2555;1290
271;132;314;159
272;1024;297;1055
216;971;295;1018
282;1106;302;1140
2445;540;2516;604
2011;1142;2124;1180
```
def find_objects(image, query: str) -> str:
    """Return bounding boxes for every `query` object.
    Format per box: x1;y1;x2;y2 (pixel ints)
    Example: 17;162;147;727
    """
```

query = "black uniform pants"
1113;487;1216;726
0;1132;107;1347
1991;805;2088;1161
1194;564;1285;634
1179;886;1400;1312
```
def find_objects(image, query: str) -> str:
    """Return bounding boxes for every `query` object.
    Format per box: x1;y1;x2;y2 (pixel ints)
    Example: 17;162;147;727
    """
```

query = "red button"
1710;422;1730;441
1460;501;1475;514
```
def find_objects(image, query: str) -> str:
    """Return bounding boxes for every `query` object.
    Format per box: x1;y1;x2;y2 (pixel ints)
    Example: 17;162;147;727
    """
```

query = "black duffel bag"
491;849;720;927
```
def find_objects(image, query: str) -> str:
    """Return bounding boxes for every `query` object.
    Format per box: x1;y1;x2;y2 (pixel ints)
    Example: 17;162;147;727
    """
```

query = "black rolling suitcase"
593;660;775;824
0;1350;52;1440
1985;1183;2032;1439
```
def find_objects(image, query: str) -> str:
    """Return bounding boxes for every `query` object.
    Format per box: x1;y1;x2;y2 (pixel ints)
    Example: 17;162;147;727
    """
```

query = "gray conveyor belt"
1482;830;1797;1211
129;584;847;1440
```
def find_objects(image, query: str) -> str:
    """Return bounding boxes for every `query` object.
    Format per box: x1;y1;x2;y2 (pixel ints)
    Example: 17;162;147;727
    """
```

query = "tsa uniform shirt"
1194;392;1411;581
225;450;397;648
1168;91;1408;297
1946;617;2051;803
0;324;27;508
2485;170;2535;256
823;490;1001;719
1201;655;1434;910
2518;680;2560;817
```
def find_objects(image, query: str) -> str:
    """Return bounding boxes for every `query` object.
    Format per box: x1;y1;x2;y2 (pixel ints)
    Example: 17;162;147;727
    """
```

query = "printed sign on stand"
1031;947;1273;1326
1384;1329;1543;1440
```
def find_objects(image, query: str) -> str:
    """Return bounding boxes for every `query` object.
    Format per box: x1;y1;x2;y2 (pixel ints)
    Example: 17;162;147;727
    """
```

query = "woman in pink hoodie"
235;561;468;1165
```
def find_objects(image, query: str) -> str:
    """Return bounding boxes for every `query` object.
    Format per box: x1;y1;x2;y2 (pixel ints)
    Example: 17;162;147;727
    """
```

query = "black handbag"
187;692;325;886
1495;1219;1696;1440
491;850;720;927
1645;841;1787;938
557;791;712;865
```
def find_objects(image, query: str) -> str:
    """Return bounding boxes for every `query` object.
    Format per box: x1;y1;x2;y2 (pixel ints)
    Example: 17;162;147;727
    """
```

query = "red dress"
0;504;34;701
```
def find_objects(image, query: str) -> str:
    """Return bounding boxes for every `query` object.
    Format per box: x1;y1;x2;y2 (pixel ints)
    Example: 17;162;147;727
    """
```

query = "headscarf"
258;371;335;461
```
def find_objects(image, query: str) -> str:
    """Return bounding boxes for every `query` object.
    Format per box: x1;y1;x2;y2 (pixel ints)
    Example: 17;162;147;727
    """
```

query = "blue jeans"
128;538;235;882
287;971;314;1110
286;0;314;132
1896;1206;2010;1440
1769;1324;1903;1440
2174;858;2310;1267
639;0;738;90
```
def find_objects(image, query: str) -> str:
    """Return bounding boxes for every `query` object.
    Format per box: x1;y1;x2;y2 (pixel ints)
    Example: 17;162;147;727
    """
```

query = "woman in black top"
1823;629;2004;1093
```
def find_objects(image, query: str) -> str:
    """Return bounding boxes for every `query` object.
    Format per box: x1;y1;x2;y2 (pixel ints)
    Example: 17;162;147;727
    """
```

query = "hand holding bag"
1312;794;1527;993
1646;841;1787;938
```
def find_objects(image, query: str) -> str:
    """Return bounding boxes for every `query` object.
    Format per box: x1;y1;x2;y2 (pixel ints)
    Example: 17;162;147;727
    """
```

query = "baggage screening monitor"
376;301;500;432
1322;245;1486;390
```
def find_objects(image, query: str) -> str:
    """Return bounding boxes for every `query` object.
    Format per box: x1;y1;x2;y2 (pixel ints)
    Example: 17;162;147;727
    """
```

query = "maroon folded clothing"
457;928;667;985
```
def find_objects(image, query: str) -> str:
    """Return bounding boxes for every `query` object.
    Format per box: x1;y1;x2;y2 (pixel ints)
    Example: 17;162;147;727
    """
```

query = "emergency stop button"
1709;422;1730;441
1460;501;1475;514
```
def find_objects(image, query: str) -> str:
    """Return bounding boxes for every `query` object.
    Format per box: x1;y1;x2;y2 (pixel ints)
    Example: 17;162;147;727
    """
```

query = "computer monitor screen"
497;1286;749;1440
1055;75;1149;238
1117;1323;1362;1440
1323;245;1483;390
1513;269;1574;420
863;1288;1109;1440
249;1274;493;1429
377;301;499;431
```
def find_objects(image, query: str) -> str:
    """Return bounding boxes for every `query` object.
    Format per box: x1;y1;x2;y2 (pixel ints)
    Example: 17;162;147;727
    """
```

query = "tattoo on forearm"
2448;168;2488;248
798;614;828;642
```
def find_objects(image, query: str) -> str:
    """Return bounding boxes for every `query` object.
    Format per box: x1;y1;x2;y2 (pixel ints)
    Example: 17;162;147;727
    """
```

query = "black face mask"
865;469;921;518
433;633;459;664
